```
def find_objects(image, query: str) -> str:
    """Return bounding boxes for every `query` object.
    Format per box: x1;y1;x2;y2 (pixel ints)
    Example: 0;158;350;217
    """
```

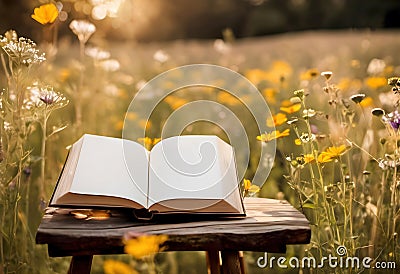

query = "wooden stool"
36;198;311;273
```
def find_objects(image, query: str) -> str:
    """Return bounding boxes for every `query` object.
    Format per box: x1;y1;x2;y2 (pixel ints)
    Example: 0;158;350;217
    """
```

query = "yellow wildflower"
139;119;152;130
104;259;137;274
337;78;351;91
317;153;333;163
384;65;394;75
162;81;177;90
266;113;287;127
137;137;160;150
248;185;260;193
280;103;301;114
245;69;268;86
126;112;138;121
153;138;161;145
202;86;216;95
137;137;153;148
365;77;387;89
359;96;373;107
262;88;277;104
257;129;290;143
243;179;260;194
217;92;240;106
115;120;124;131
124;235;168;259
59;69;71;82
303;154;315;164
269;61;293;83
337;78;362;93
31;3;59;25
164;96;188;110
294;139;302;146
317;145;347;163
243;179;251;190
300;68;319;81
280;100;293;107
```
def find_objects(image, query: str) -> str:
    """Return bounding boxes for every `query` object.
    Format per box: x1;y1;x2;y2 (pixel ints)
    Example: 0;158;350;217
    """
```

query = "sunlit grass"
1;6;400;271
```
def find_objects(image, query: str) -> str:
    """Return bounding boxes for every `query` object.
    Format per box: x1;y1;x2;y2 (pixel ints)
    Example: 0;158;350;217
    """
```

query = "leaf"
302;202;316;209
47;125;67;138
87;210;110;220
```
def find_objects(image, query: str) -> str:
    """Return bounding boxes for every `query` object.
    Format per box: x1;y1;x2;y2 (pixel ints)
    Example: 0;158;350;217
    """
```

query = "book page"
50;135;84;204
67;134;149;208
148;135;243;213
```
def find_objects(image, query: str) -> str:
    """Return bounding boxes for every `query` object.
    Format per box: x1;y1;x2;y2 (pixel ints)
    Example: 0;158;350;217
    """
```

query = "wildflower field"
1;2;400;274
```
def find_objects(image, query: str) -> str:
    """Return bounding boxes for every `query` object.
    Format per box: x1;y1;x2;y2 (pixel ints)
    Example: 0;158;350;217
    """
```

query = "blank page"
148;135;241;212
69;134;149;208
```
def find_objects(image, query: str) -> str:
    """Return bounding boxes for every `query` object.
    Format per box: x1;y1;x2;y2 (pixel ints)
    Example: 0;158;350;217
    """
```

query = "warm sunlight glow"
90;0;125;20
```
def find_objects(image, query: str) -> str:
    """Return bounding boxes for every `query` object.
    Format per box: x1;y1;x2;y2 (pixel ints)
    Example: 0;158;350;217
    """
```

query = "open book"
50;134;245;216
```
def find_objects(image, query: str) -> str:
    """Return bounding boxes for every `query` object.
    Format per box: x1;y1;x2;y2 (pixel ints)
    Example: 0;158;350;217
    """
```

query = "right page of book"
148;135;244;213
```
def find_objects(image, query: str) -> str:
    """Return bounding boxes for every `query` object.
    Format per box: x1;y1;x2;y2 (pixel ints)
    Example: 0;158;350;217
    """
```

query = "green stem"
40;111;48;199
339;157;355;254
370;171;387;258
0;112;4;164
1;53;10;83
303;102;340;247
390;140;398;257
75;41;85;133
298;96;339;255
15;69;25;119
1;56;9;161
349;185;354;252
293;168;305;213
345;148;355;254
0;200;5;272
24;172;31;231
146;256;157;274
340;164;347;247
10;151;23;265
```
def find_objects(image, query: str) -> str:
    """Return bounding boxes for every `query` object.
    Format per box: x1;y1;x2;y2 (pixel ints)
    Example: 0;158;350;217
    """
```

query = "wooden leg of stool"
206;250;221;274
221;251;241;274
238;251;246;274
67;255;93;274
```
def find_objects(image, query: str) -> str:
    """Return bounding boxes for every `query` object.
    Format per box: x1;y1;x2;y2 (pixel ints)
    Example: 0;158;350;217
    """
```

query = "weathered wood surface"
36;198;311;257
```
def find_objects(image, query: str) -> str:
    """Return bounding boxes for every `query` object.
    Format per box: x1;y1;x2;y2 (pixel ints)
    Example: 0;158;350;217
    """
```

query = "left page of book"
55;134;149;208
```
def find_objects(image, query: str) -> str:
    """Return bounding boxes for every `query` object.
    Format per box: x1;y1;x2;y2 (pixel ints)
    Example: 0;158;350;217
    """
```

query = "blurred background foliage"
1;0;400;42
1;0;400;273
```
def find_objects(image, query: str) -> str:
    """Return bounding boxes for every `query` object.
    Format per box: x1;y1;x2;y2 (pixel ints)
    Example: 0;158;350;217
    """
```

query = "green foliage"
0;30;68;274
258;69;400;271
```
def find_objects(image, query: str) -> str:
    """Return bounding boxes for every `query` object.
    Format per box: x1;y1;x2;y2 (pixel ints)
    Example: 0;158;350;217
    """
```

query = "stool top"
36;197;311;257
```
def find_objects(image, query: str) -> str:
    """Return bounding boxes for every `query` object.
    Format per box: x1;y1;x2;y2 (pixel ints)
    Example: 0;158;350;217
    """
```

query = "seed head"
350;93;366;104
321;71;333;81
